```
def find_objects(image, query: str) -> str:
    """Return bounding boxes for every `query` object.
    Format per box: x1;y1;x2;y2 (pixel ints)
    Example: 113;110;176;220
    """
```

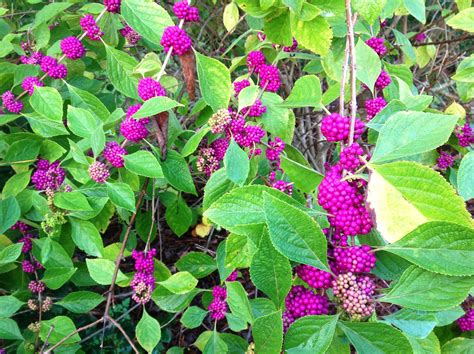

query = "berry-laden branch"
345;0;358;147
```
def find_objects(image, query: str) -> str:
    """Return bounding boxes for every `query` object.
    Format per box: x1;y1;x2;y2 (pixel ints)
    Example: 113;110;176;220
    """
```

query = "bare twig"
108;317;140;354
345;0;357;146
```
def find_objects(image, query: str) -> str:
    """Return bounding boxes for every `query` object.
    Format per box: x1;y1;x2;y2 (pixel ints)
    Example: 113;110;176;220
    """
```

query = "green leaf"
106;182;136;212
25;112;69;137
383;309;437;339
406;332;441;354
0;243;23;266
223;2;240;32
67;106;99;138
4;139;40;163
176;252;217;278
225;233;257;269
56;291;104;313
238;85;260;112
33;2;73;28
124;150;164;178
458;151;474;201
181;306;208;329
54;191;92;211
263;192;329;271
382;221;474;276
353;0;386;25
279;155;322;193
161;150;197;195
67;83;110;122
30;86;63;121
132;96;183;119
264;12;292;46
165;197;192;237
40;316;79;344
70;218;104;257
285;315;339;353
253;311;283;354
403;0;425;23
261;93;292;142
42;267;77;290
366;100;407;131
122;0;173;45
0;318;24;340
203;330;228;354
224;139;250;185
371;111;457;163
226;281;253;324
195;52;232;111
105;45;139;99
2;171;31;198
152;287;201;313
293;16;332;56
182;127;211;157
86;258;128;285
279;75;322;108
393;29;417;62
355;40;381;91
158;272;198;294
442;338;474;353
203;168;235;210
250;230;291;308
217;241;234;282
136;309;161;353
382;266;474;311
338;321;412;354
446;8;474;33
0;296;24;318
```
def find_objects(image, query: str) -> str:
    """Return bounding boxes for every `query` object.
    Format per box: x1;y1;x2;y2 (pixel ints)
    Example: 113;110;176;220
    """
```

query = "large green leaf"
86;258;128;285
442;338;474;353
195;52;231;111
381;266;474;311
261;92;292;142
285;315;338;353
122;0;173;45
0;296;24;318
152;287;201;313
250;230;291;308
56;291;104;314
0;197;20;234
353;0;386;25
293;16;332;56
33;2;72;28
132;96;183;119
263;192;329;271
124;150;164;178
367;161;473;243
279;75;322;108
264;12;292;45
67;106;100;138
355;40;381;91
202;168;235;210
54;191;92;211
40;316;79;344
70;218;104;257
371;112;457;163
67;83;110;122
338;321;412;354
226;281;253;324
105;45;139;99
279;156;322;193
225;233;257;269
106;182;136;212
158;272;198;294
136;309;161;353
403;0;425;23
382;222;474;276
181;126;211;157
0;318;24;340
253;311;283;354
42;267;77;290
203;330;228;354
180;306;208;329
30;86;63;121
176;252;217;279
161;150;197;195
457;151;474;201
224;139;249;186
446;8;474;33
383;309;437;339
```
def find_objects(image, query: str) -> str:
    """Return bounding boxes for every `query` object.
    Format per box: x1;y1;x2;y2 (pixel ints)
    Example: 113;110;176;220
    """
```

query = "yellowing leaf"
445;102;466;120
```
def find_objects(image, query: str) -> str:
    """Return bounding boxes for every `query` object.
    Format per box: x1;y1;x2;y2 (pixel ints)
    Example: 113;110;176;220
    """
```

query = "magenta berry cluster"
1;91;23;113
21;76;44;96
266;137;285;162
131;249;157;304
365;37;387;57
321;113;365;142
332;272;375;320
137;77;166;101
231;120;266;148
20;51;43;65
80;14;104;41
375;70;392;91
295;265;332;289
40;56;68;79
208;286;228;320
103;142;127;168
11;221;29;234
414;32;427;42
283;38;298;52
31;160;65;191
258;64;281;92
210;138;230;161
456;123;473;147
283;286;329;331
246;51;266;73
233;79;250;96
120;105;150;142
173;0;200;22
333;245;376;274
457;309;474;332
60;36;85;60
197;147;220;176
160;26;192;56
226;270;238;281
88;161;110;183
437;151;454;170
241;99;267;117
104;0;121;13
365;97;387;120
120;25;141;45
339;143;365;172
28;280;46;294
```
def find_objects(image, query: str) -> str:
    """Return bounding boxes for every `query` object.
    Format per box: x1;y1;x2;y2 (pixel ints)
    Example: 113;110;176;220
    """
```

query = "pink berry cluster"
21;76;43;96
1;91;23;113
60;36;85;60
12;222;34;254
333;245;376;274
366;37;387;57
375;70;392;91
246;51;266;73
457;309;474;332
321;113;365;143
456;123;474;147
28;280;46;294
364;97;387;120
137;77;167;101
160;26;192;56
40;56;68;79
103;141;127;168
208;286;228;320
80;14;104;41
172;0;200;22
120;104;150;142
31;160;66;191
241;99;267;117
20;51;43;65
332;273;375;320
226;270;238;281
437;151;454;170
104;0;121;13
339;143;366;172
258;64;281;92
233;79;250;96
283;286;329;331
120;25;142;45
88;161;110;183
414;32;427;42
131;249;157;304
295;265;332;289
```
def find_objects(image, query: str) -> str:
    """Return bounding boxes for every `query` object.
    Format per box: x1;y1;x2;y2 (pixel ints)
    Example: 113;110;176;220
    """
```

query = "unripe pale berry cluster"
88;161;110;183
131;249;157;304
332;272;375;320
208;109;232;134
120;25;142;45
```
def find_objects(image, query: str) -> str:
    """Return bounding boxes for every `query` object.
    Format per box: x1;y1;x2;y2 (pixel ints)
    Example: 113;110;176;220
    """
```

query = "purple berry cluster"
21;76;44;96
88;161;110;183
172;0;200;22
241;99;267;117
283;38;298;52
321;113;365;143
28;280;46;294
160;26;192;56
246;51;266;73
11;221;29;234
375;70;392;91
295;265;332;289
414;32;427;42
80;14;104;41
1;91;23;113
138;77;167;101
31;160;65;191
40;56;68;79
258;64;281;92
210;138;229;161
332;273;375;320
226;270;238;281
266;137;285;162
20;51;43;65
60;36;85;60
283;286;329;331
103;141;127;168
197;147;220;176
208;286;228;320
104;0;121;13
366;37;387;57
233;79;250;96
456;123;474;147
120;105;150;142
364;97;387;120
437;151;454;170
457;309;474;332
120;25;142;45
131;249;157;304
339;143;365;172
333;245;376;274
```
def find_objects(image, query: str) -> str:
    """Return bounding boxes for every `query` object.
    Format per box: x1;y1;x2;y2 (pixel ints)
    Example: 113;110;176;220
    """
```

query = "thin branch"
345;0;357;146
108;317;140;354
413;34;474;46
